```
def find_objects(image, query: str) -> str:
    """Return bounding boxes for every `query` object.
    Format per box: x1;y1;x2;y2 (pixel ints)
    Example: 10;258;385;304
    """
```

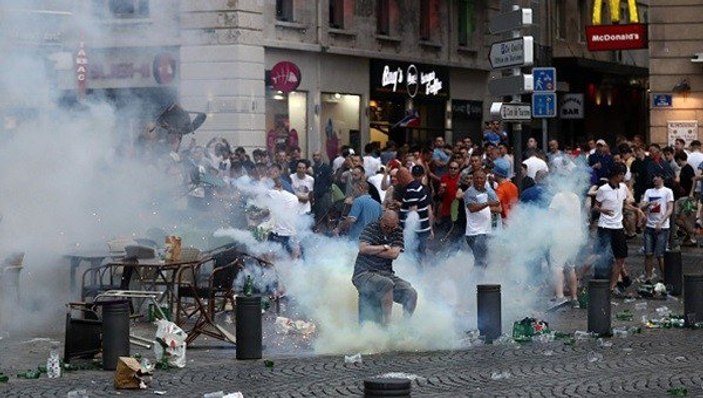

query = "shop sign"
586;0;647;51
668;121;699;146
76;38;88;97
70;47;178;90
372;60;448;99
559;93;584;119
270;61;301;93
586;24;647;51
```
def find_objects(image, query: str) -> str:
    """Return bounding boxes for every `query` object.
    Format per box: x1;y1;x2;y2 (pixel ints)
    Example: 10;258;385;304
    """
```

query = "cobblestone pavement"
1;247;702;397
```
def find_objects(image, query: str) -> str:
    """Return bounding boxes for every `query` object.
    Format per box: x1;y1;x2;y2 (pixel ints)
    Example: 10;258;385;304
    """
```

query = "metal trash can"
684;274;703;326
664;250;683;296
98;300;130;370
587;279;611;336
236;295;262;360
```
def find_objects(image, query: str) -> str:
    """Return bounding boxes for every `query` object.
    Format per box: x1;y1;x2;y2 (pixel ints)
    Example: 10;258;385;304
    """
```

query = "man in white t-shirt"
463;170;501;269
639;173;674;283
549;191;584;306
522;148;549;179
594;164;645;296
267;180;301;258
290;160;315;215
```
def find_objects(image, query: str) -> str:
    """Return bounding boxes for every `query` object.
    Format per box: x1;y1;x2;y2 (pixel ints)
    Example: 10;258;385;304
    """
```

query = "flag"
392;110;420;129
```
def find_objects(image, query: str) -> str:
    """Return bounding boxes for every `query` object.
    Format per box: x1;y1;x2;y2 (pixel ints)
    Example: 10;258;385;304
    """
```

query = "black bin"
587;279;611;336
98;300;130;370
364;377;411;398
236;295;262;360
477;284;501;343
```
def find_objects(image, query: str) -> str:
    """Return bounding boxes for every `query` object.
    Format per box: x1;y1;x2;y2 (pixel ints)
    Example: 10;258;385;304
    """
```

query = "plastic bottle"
46;342;61;379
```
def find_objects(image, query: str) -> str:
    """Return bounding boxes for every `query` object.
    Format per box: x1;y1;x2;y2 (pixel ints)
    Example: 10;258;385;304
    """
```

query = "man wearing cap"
588;139;614;183
493;158;518;222
400;165;433;260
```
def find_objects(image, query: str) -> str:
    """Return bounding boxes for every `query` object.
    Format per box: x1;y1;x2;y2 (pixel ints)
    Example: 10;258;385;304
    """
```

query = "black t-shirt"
679;164;695;199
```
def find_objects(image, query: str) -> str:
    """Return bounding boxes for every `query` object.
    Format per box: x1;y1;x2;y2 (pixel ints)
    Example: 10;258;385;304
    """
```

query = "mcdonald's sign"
585;0;648;51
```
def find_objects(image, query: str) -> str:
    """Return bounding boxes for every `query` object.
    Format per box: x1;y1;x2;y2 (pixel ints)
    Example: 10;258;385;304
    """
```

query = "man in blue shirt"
432;136;450;177
341;181;383;241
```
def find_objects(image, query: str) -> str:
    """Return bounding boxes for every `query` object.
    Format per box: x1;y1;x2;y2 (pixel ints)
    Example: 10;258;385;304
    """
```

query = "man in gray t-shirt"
351;210;417;325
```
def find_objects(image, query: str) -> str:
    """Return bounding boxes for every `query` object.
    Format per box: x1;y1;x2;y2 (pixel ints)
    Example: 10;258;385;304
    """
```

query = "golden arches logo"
592;0;639;25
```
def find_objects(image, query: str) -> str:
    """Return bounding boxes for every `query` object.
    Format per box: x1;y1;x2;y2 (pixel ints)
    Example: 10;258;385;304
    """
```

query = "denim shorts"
643;227;669;257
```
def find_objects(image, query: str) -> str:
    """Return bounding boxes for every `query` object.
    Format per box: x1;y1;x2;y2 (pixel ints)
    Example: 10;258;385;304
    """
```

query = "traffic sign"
488;74;534;97
490;102;532;121
489;37;534;69
532;93;557;118
489;8;533;34
532;67;556;92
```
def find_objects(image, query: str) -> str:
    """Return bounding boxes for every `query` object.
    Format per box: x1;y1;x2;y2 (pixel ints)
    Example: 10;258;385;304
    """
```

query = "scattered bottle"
243;275;253;297
46;342;61;379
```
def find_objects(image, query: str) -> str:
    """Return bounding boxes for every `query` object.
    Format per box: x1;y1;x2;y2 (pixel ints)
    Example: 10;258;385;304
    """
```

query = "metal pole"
587;279;611;336
542;118;548;152
477;284;502;343
511;5;523;177
664;250;683;296
684;274;703;326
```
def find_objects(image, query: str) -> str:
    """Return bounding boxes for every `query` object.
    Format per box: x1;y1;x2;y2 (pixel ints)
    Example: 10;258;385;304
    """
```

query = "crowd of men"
140;127;703;312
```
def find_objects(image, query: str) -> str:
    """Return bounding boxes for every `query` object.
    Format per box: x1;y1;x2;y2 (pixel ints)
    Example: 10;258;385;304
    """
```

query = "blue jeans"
643;227;669;257
465;234;488;268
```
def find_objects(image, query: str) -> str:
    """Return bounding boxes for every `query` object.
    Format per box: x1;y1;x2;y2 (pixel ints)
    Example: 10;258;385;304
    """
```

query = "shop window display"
320;93;360;161
266;91;307;155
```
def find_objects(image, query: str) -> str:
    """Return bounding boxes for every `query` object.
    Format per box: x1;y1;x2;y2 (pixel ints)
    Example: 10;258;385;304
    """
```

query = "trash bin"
664;250;683;296
587;279;611;336
364;378;411;398
98;300;130;370
477;284;501;343
684;274;703;326
236;295;262;360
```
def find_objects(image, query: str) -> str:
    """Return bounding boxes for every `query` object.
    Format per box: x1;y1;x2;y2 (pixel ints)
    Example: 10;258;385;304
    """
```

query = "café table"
64;250;115;292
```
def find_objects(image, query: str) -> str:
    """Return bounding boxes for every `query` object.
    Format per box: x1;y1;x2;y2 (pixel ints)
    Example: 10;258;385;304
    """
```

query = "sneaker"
570;299;580;309
612;286;626;298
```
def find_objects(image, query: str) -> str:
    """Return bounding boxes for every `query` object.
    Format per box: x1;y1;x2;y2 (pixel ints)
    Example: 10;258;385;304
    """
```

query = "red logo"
153;52;176;85
270;61;301;93
586;23;648;51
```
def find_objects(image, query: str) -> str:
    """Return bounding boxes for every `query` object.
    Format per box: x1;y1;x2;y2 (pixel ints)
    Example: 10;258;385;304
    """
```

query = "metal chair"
175;247;243;344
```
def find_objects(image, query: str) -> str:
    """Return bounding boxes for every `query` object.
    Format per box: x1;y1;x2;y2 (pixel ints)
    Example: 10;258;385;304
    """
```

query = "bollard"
684;275;703;326
587;279;611;336
664;250;683;296
236;295;262;360
364;378;411;398
99;300;130;371
477;284;501;343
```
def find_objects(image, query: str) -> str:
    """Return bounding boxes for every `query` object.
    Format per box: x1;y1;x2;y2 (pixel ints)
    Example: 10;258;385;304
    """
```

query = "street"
1;247;702;397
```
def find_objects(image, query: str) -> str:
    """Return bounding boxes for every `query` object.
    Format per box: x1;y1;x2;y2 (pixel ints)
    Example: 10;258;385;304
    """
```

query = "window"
420;0;431;40
276;0;294;22
578;0;588;42
457;0;476;47
329;0;344;29
377;0;390;35
92;0;149;18
266;90;308;155
556;0;567;39
321;93;361;161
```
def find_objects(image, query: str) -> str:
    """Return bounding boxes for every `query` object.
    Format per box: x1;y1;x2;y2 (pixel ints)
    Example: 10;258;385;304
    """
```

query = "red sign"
270;61;301;93
585;23;648;51
153;52;176;85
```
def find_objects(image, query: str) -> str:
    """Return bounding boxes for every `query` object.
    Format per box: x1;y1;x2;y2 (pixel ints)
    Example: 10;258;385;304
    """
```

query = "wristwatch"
383;244;391;251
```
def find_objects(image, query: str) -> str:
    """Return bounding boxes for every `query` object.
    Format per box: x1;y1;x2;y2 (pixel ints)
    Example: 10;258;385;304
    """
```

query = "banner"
667;120;699;146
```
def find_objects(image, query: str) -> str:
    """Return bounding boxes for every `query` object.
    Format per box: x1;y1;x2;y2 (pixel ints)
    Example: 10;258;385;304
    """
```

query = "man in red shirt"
493;158;518;222
437;160;461;233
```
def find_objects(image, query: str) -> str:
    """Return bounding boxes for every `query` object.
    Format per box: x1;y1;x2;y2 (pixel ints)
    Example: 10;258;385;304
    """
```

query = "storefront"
265;49;368;160
369;60;449;147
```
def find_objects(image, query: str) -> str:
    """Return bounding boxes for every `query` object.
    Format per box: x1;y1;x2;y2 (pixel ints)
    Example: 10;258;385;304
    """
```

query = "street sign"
488;74;534;97
489;8;533;34
490;102;532;121
532;67;556;92
488;36;534;69
532;93;557;118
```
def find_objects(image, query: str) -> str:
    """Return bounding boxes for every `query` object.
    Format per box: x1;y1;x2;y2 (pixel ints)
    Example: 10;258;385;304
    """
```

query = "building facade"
648;0;703;146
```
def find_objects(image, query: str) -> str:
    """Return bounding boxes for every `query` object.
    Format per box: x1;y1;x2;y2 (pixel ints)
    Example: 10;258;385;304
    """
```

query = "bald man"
352;210;417;325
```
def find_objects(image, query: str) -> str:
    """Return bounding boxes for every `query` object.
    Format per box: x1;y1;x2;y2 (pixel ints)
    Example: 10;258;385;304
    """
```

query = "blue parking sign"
532;67;556;92
532;93;557;118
